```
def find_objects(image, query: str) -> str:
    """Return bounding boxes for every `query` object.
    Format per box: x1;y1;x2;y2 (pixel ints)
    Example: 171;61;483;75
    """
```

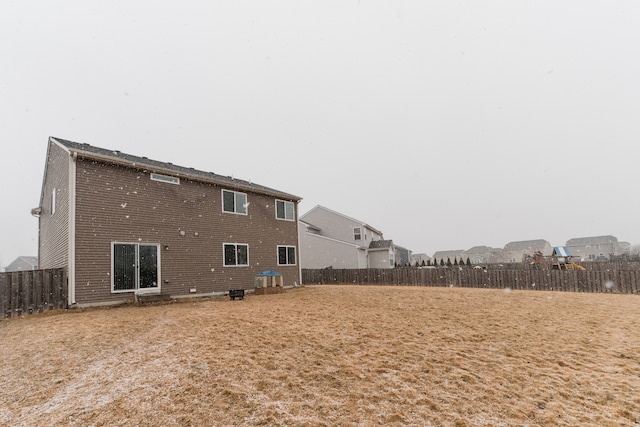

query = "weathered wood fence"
302;267;640;294
0;268;68;318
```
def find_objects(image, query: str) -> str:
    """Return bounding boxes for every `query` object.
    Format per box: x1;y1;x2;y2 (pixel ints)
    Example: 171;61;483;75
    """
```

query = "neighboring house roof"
464;246;501;254
50;137;301;201
566;235;618;246
299;220;321;233
300;205;383;236
503;239;550;251
369;240;393;250
432;250;465;260
5;256;38;272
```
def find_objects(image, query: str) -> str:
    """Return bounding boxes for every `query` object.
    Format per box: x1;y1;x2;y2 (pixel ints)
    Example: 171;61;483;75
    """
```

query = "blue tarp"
256;270;282;277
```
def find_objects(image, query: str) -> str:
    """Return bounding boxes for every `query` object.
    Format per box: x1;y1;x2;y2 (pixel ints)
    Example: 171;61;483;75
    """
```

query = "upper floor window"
276;200;295;221
222;190;247;214
151;173;180;185
224;243;249;266
278;246;297;265
353;227;362;241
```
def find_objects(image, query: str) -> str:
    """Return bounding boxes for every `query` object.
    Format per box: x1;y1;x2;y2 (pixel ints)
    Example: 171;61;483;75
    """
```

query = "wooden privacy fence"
302;267;640;294
0;268;67;318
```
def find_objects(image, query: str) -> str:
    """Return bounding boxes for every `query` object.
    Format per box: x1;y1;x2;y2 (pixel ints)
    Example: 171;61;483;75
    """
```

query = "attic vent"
151;173;180;185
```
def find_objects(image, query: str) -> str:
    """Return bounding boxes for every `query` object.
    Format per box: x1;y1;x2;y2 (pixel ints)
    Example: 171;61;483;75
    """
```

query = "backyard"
1;285;639;426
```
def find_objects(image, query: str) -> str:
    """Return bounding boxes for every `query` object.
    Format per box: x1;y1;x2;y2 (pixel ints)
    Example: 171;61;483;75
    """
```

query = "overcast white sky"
2;1;640;267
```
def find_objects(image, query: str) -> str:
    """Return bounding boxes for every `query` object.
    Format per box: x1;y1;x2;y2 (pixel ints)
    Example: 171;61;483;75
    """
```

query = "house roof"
50;137;301;201
300;205;384;236
464;246;501;254
432;250;465;259
369;240;393;250
503;239;550;251
566;235;618;246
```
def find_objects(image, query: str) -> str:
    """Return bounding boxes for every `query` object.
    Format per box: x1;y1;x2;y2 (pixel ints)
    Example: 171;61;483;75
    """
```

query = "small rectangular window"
276;200;295;221
224;243;249;266
222;190;247;214
150;173;180;185
353;227;361;241
278;246;297;265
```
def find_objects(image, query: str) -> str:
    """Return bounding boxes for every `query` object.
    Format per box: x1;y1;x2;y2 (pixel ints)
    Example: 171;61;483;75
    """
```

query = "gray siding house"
463;246;503;265
432;250;465;265
298;205;395;269
5;256;38;272
34;137;302;308
565;235;630;261
502;239;552;263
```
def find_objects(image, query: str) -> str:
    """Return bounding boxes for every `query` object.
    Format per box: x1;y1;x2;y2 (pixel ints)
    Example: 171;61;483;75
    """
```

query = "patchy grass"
1;285;639;426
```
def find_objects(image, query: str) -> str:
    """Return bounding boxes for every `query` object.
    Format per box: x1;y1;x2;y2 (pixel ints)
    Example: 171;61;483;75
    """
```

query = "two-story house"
33;137;301;308
501;239;552;263
298;205;395;269
565;235;629;261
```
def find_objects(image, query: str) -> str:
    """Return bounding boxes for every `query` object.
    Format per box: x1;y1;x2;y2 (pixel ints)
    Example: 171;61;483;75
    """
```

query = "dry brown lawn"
1;285;639;426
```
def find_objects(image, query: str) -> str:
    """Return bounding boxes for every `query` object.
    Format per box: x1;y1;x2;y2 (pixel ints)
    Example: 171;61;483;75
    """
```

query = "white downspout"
296;214;303;285
68;152;77;305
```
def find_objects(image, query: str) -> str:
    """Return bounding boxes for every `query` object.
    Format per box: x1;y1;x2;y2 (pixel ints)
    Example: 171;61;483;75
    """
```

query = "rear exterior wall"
73;158;300;306
38;142;70;269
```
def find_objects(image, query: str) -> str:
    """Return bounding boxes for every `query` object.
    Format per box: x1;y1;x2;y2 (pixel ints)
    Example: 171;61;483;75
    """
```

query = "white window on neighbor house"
222;190;248;214
389;251;395;267
354;227;362;241
51;188;56;216
276;200;295;221
224;243;249;266
278;246;297;265
150;173;180;185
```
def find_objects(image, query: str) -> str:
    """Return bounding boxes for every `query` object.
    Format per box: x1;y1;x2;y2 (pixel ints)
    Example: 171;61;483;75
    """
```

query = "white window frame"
223;243;249;266
222;190;248;215
150;173;180;185
275;199;295;221
277;245;297;266
353;227;362;241
111;242;161;293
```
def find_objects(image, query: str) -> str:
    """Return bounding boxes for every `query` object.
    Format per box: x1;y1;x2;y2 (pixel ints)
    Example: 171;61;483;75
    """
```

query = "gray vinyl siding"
73;158;299;305
38;142;70;269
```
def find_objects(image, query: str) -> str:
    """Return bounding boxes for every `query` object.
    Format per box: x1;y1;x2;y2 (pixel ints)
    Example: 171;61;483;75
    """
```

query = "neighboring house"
5;256;38;272
432;250;465;265
298;205;395;269
463;246;503;265
565;235;629;261
394;245;412;267
502;239;552;263
33;137;301;308
410;253;432;266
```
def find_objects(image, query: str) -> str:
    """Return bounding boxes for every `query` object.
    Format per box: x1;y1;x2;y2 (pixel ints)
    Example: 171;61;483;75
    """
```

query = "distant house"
502;239;552;263
410;253;432;266
565;235;630;261
5;256;38;272
394;245;412;267
432;250;465;265
33;137;301;308
298;205;395;269
463;246;502;265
